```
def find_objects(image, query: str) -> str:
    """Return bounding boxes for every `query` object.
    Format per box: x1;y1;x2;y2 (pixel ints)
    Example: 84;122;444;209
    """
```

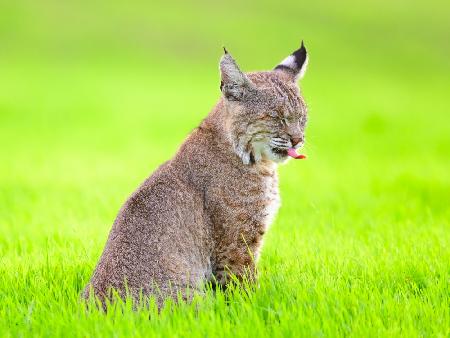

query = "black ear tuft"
291;41;307;70
274;41;309;80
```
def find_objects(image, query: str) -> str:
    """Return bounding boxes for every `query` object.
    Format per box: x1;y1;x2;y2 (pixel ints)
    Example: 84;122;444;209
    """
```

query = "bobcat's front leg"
213;235;261;287
214;257;257;288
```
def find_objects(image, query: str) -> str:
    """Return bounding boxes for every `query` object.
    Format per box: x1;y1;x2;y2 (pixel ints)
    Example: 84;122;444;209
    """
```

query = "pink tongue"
287;148;307;159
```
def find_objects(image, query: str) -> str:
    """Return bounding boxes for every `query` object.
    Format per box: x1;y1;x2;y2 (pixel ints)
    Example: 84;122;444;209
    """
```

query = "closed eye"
287;116;296;123
280;115;296;125
267;111;296;125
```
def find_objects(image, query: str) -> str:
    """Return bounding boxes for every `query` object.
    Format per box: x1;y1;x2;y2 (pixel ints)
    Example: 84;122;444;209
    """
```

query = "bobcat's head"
220;43;309;164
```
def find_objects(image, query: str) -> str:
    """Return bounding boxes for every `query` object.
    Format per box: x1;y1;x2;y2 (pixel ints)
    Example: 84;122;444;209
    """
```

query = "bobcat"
83;42;309;308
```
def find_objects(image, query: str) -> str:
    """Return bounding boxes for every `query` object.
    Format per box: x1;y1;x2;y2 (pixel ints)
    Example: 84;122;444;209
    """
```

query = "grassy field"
1;0;449;336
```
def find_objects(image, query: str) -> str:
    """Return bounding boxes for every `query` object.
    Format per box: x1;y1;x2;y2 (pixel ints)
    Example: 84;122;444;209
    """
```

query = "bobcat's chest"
208;164;280;243
259;172;281;232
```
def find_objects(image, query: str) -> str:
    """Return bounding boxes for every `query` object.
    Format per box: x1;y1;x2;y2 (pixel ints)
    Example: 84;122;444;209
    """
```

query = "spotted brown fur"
83;43;309;308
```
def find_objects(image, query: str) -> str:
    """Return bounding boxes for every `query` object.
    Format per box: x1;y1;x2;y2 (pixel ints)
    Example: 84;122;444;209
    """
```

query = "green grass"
1;0;449;336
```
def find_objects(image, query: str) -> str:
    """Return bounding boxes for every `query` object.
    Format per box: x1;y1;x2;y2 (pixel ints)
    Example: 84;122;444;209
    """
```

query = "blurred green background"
0;0;449;336
1;0;448;246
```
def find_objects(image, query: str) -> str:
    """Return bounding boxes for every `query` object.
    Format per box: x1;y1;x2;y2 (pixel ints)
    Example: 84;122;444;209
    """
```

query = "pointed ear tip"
222;46;228;54
220;53;231;65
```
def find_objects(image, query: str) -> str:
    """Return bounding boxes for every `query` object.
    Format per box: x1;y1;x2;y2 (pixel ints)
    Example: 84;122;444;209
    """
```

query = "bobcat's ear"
220;48;255;101
274;41;308;81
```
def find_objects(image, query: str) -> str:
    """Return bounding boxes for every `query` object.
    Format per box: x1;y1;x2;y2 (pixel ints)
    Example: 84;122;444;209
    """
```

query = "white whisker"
270;137;291;149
